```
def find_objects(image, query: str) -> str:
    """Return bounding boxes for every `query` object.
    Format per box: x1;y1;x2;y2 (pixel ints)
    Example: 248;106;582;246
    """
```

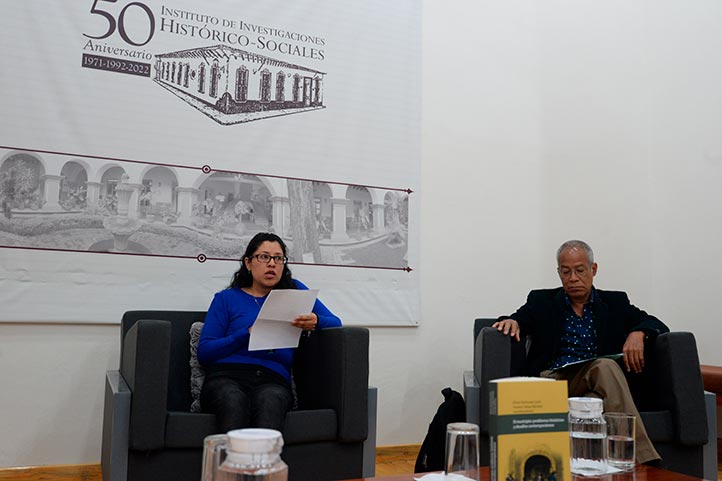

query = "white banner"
0;0;420;325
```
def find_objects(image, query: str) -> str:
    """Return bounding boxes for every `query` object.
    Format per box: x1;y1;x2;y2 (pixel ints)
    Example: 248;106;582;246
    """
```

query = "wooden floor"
0;445;418;481
0;446;419;481
374;445;420;477
0;445;719;481
0;463;103;481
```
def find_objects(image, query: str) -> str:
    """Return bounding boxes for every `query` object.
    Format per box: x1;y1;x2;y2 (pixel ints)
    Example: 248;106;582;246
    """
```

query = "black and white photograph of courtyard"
0;149;410;269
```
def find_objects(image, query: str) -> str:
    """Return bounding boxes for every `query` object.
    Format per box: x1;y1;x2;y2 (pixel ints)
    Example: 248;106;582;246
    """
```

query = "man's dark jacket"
505;287;669;377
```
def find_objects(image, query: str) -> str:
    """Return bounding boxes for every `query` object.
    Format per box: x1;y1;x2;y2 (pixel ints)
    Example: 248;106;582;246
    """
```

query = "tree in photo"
287;179;322;263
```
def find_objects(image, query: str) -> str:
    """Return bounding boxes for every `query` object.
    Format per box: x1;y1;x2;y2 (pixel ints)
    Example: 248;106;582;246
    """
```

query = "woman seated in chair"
198;232;342;433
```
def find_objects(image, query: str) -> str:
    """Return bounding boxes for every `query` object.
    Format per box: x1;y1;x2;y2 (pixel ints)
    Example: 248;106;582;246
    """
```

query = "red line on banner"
0;145;413;194
0;245;412;272
0;145;193;172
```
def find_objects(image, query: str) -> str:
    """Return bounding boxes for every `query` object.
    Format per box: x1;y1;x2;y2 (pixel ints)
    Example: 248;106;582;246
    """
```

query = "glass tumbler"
605;413;635;471
445;422;480;481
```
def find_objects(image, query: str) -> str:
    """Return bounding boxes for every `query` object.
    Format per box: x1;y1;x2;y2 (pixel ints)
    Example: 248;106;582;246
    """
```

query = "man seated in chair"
493;239;668;464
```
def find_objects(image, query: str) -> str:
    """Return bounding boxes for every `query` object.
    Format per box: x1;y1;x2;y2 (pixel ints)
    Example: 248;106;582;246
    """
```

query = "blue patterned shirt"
548;288;599;370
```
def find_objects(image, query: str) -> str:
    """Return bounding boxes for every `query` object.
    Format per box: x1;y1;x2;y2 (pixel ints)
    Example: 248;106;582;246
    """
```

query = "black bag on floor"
414;387;466;473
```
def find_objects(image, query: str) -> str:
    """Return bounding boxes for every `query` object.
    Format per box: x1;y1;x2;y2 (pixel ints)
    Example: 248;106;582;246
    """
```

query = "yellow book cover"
489;377;570;481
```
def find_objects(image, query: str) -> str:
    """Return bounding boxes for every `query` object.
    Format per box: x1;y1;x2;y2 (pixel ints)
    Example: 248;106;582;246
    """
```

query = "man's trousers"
542;358;660;463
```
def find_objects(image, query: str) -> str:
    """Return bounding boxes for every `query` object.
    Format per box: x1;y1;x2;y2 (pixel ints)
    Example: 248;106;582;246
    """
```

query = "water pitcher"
202;429;288;481
568;397;607;476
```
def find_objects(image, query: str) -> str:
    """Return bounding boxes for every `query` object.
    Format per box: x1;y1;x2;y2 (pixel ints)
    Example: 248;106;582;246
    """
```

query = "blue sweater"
197;279;342;382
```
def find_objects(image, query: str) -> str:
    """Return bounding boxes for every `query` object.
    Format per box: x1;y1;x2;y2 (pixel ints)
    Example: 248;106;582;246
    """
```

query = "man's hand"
622;331;646;373
491;318;521;342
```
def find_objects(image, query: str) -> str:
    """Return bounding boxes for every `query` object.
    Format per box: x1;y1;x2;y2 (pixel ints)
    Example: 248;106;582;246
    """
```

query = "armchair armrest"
650;332;708;446
293;327;369;442
120;319;172;450
474;327;512;431
101;371;130;481
463;370;480;427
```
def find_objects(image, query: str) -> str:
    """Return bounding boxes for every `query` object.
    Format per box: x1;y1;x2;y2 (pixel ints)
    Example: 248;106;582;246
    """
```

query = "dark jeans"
201;364;293;433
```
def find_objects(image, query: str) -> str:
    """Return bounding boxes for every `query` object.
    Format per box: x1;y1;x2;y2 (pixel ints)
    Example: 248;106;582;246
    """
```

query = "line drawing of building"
154;44;326;125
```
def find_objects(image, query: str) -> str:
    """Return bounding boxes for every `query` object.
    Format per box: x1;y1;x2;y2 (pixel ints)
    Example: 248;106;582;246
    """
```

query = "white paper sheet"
248;289;319;351
414;472;476;481
550;353;623;372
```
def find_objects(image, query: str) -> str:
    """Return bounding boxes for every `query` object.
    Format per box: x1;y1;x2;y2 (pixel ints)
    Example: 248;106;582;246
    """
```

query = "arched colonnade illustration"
0;150;408;244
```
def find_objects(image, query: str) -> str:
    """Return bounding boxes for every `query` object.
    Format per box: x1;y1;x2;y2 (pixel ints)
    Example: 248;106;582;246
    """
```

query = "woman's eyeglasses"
252;254;288;264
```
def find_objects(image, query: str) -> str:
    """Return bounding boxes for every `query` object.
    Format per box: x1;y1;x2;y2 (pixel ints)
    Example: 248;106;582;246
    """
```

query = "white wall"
0;324;118;466
3;0;722;468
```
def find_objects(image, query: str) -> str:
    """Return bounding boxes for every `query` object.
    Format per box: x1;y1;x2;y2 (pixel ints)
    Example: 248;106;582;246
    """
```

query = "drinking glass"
445;422;480;481
605;413;635;471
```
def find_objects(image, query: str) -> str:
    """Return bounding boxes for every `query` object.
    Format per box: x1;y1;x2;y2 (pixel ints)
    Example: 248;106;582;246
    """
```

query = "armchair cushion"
189;322;205;413
165;412;215;447
281;409;337;444
163;408;339;448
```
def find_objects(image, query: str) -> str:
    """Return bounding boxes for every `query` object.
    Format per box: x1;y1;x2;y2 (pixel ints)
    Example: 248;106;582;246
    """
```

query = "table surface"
343;465;708;481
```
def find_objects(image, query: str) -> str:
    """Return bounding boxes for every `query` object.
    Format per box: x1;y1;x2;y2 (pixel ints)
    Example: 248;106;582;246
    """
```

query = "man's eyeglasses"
252;254;288;265
558;266;590;278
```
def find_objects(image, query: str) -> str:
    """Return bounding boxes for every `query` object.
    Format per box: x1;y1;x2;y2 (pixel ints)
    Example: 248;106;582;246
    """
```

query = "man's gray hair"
556;240;594;265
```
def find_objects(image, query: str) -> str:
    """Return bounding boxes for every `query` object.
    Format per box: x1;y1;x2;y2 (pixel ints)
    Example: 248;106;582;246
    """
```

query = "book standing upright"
489;377;570;481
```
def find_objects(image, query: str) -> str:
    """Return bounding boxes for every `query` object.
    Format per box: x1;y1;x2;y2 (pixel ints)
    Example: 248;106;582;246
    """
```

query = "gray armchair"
101;310;377;481
464;318;713;479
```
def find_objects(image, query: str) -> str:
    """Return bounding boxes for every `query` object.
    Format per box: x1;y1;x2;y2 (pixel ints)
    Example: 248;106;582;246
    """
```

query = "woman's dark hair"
229;232;295;290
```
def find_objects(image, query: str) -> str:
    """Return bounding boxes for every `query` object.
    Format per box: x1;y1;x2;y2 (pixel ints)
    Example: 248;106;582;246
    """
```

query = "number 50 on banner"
83;0;155;47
